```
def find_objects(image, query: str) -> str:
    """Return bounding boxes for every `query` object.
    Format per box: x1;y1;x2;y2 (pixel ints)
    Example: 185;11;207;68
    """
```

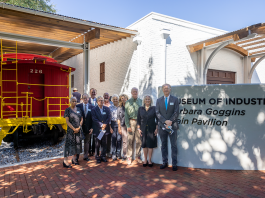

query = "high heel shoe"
143;161;148;167
148;161;153;167
63;161;72;168
72;159;79;165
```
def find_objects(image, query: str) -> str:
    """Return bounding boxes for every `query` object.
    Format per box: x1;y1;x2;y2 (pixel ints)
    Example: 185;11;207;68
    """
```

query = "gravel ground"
0;137;66;166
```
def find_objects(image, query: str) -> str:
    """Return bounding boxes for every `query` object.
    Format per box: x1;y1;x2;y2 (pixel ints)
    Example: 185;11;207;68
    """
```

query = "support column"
83;42;90;94
243;56;251;83
197;44;205;85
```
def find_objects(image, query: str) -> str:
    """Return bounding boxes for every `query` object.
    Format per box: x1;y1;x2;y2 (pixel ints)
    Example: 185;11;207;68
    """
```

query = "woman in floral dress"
63;97;83;168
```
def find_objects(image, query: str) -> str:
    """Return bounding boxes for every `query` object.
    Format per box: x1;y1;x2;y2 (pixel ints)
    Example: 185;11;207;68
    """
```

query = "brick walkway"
1;156;265;198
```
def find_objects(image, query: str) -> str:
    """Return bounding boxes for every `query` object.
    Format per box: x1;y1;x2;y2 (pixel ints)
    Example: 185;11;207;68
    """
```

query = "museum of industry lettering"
177;97;264;126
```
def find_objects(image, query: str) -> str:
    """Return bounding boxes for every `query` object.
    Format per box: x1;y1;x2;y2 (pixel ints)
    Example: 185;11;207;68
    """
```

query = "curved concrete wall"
145;84;265;170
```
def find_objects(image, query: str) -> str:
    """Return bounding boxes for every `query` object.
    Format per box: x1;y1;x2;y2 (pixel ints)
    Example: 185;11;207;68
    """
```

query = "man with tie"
88;88;97;156
156;84;179;171
91;96;111;163
76;94;94;161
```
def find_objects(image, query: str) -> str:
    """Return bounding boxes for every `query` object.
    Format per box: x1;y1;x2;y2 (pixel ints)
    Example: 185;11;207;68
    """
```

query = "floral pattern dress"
64;107;83;157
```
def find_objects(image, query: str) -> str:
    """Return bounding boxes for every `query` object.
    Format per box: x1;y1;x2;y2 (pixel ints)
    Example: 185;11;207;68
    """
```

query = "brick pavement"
0;156;265;198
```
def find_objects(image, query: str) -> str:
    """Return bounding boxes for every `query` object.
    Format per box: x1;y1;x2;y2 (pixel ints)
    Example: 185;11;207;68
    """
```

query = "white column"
243;56;251;83
160;29;170;84
83;42;90;94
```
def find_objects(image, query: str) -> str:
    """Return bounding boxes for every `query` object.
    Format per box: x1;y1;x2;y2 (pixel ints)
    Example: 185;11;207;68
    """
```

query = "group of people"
63;84;179;171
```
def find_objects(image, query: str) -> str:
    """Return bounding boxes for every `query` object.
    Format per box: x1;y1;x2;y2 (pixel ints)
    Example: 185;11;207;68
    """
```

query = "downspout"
161;29;170;84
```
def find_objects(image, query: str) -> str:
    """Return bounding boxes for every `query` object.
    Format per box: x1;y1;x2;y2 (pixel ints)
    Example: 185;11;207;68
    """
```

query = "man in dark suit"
76;93;94;162
88;88;97;156
156;83;179;171
91;96;111;163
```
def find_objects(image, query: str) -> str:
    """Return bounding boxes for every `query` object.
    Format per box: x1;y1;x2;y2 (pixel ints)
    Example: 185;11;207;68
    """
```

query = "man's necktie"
165;97;168;110
85;104;87;116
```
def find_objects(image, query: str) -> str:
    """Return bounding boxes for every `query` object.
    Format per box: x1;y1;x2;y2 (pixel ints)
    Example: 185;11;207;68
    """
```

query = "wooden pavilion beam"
225;43;249;56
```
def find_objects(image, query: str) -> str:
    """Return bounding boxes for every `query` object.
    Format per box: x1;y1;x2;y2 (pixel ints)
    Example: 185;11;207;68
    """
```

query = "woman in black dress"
63;97;83;168
137;95;158;167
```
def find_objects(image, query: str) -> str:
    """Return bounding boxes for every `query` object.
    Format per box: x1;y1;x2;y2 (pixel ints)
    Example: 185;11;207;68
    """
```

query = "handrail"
1;96;70;119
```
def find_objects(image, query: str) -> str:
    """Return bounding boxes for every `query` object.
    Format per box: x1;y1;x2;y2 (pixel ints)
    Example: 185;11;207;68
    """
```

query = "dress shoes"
63;161;72;168
172;166;178;171
72;159;79;165
122;156;127;161
127;157;132;165
112;155;117;161
83;158;90;161
143;161;148;167
96;159;101;164
107;153;112;158
101;157;108;162
148;162;153;167
160;163;168;169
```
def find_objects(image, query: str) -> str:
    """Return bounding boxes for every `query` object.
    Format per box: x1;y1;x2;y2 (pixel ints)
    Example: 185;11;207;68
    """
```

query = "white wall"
90;37;137;97
128;12;226;101
62;53;83;94
206;48;244;83
63;12;228;100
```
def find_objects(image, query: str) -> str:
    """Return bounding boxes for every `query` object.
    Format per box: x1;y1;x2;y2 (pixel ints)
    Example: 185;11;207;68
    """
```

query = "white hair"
111;94;119;102
162;83;171;89
97;96;103;101
70;97;77;102
142;95;153;106
131;87;138;92
82;93;89;98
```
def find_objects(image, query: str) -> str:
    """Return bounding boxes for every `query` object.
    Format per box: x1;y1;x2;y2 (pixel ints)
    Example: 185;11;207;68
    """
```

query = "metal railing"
1;95;70;119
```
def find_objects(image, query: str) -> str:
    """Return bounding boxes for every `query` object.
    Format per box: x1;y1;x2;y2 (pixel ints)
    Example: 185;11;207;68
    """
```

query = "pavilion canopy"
0;2;137;63
187;23;265;62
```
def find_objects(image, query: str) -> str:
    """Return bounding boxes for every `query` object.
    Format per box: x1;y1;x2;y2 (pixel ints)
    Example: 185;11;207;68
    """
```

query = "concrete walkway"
1;155;265;198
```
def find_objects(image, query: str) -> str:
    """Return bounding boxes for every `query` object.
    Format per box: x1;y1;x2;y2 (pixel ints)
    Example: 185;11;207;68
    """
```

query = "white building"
63;12;265;100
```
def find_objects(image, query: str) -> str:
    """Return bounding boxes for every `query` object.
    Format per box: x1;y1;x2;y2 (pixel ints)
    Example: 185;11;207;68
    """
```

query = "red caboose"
0;53;75;148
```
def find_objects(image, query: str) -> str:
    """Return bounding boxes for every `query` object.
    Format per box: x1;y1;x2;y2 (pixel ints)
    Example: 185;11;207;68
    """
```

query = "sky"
51;0;264;32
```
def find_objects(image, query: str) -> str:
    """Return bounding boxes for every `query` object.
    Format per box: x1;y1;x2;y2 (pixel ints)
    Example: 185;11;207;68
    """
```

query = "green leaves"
4;0;56;13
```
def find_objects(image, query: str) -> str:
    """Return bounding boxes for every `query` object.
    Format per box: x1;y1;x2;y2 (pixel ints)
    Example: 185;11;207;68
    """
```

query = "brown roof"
0;2;137;63
187;23;265;61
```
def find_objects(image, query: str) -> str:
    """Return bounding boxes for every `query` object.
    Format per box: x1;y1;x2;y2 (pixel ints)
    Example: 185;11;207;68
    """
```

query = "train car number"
30;69;42;73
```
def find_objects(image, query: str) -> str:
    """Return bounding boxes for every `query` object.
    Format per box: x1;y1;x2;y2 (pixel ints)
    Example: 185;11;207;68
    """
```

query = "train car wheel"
13;130;19;149
51;128;59;145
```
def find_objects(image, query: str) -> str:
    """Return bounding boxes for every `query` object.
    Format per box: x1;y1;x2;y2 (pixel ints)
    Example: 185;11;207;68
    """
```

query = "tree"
3;0;56;13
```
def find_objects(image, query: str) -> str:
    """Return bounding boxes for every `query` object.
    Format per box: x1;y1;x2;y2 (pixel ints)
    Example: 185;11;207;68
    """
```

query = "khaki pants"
127;120;142;159
121;126;127;157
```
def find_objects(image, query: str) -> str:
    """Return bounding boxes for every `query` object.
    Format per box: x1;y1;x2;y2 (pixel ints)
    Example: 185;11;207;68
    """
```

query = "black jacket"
76;103;94;135
155;95;179;130
137;106;157;134
91;105;111;136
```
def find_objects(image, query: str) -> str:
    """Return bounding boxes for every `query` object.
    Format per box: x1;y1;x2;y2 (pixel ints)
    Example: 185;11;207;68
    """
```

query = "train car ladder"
0;39;19;119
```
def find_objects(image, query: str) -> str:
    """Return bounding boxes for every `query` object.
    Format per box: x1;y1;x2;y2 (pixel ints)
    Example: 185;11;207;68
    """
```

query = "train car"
0;53;75;148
